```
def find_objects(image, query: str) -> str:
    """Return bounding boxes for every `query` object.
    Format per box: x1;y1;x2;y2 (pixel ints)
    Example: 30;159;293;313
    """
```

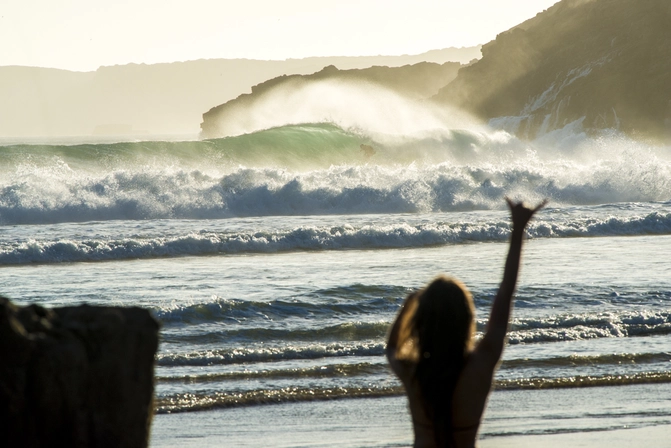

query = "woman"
387;198;546;447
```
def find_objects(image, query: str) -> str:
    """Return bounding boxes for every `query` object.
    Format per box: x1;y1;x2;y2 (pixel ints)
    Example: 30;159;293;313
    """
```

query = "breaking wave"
3;211;671;264
2;122;671;225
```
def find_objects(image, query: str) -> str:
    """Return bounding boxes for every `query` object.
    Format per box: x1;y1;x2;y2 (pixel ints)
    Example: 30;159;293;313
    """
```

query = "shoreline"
151;383;671;447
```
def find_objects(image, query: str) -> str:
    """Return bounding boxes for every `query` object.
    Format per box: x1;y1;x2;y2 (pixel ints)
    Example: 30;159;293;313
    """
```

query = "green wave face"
205;123;371;169
0;123;368;171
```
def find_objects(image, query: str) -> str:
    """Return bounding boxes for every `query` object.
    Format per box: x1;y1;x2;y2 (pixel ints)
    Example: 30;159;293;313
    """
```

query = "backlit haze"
2;0;558;71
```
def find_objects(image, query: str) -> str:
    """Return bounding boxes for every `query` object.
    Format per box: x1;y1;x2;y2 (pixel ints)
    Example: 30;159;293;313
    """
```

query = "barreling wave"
0;123;362;168
2;121;671;225
3;212;671;264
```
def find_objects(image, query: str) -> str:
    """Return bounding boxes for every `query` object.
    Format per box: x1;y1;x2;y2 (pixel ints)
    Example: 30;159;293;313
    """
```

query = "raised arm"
477;198;546;363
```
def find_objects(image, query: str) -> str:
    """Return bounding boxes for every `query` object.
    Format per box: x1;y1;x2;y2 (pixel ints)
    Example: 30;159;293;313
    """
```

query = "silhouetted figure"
387;198;546;448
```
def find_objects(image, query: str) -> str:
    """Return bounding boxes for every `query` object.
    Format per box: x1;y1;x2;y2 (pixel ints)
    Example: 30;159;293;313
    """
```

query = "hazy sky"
1;0;558;72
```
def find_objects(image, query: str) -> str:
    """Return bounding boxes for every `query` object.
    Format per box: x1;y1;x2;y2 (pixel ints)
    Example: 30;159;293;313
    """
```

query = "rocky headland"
432;0;671;141
199;0;671;142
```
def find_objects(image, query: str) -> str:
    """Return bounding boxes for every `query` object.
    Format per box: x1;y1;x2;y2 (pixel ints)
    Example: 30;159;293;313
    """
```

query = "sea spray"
2;124;671;225
202;78;479;139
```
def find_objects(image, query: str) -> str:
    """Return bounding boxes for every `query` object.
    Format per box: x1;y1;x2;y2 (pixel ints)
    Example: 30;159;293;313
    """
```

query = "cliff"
433;0;671;140
0;297;159;448
200;61;462;138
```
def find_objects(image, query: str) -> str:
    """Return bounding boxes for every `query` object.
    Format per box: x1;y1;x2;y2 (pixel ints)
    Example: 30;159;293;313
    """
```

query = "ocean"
2;120;671;446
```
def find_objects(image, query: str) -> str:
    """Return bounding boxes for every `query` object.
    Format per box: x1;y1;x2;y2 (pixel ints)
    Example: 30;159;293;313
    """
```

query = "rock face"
433;0;671;140
200;61;462;138
0;296;159;448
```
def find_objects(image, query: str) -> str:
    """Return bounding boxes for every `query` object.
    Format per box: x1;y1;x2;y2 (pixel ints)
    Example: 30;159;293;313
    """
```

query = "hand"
505;197;547;231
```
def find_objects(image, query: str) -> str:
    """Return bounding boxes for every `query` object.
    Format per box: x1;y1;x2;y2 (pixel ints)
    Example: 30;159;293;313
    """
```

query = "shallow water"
2;124;671;443
4;226;671;427
150;383;671;447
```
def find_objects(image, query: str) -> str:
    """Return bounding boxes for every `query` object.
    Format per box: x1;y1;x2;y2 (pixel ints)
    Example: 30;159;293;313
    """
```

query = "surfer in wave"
360;143;376;159
387;198;546;448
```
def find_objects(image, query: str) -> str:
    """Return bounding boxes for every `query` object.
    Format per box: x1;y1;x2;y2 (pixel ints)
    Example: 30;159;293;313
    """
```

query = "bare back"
449;347;500;447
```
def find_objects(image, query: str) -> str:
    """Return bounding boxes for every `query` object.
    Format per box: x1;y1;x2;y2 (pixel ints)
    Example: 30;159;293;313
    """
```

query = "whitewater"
2;109;671;445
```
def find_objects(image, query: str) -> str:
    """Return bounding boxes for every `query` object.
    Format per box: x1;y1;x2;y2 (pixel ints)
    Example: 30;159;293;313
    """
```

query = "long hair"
395;276;475;447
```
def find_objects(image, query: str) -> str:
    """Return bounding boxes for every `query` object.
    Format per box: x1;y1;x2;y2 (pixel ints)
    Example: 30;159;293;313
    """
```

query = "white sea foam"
207;78;479;138
2;159;670;225
507;310;671;344
2;211;670;265
156;342;386;366
2;121;670;225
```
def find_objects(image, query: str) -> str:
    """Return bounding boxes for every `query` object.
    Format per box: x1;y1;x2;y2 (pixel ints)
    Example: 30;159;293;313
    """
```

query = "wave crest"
3;213;671;264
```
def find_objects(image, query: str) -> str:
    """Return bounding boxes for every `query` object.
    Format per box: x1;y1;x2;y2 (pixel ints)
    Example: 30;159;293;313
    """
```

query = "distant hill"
0;47;480;140
200;62;463;138
433;0;671;141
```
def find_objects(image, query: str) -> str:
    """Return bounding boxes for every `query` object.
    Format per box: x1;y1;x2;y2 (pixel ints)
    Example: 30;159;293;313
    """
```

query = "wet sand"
481;424;671;448
151;383;671;447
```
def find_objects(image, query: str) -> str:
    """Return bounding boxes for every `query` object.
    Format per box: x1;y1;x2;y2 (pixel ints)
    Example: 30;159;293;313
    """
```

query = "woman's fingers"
533;199;549;213
505;197;549;214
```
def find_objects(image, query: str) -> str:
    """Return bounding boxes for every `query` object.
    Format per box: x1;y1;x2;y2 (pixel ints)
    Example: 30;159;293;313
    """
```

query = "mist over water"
206;79;478;138
1;101;670;226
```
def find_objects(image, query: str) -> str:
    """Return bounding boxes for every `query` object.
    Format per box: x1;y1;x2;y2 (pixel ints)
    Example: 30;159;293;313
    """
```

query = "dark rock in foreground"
0;296;159;448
